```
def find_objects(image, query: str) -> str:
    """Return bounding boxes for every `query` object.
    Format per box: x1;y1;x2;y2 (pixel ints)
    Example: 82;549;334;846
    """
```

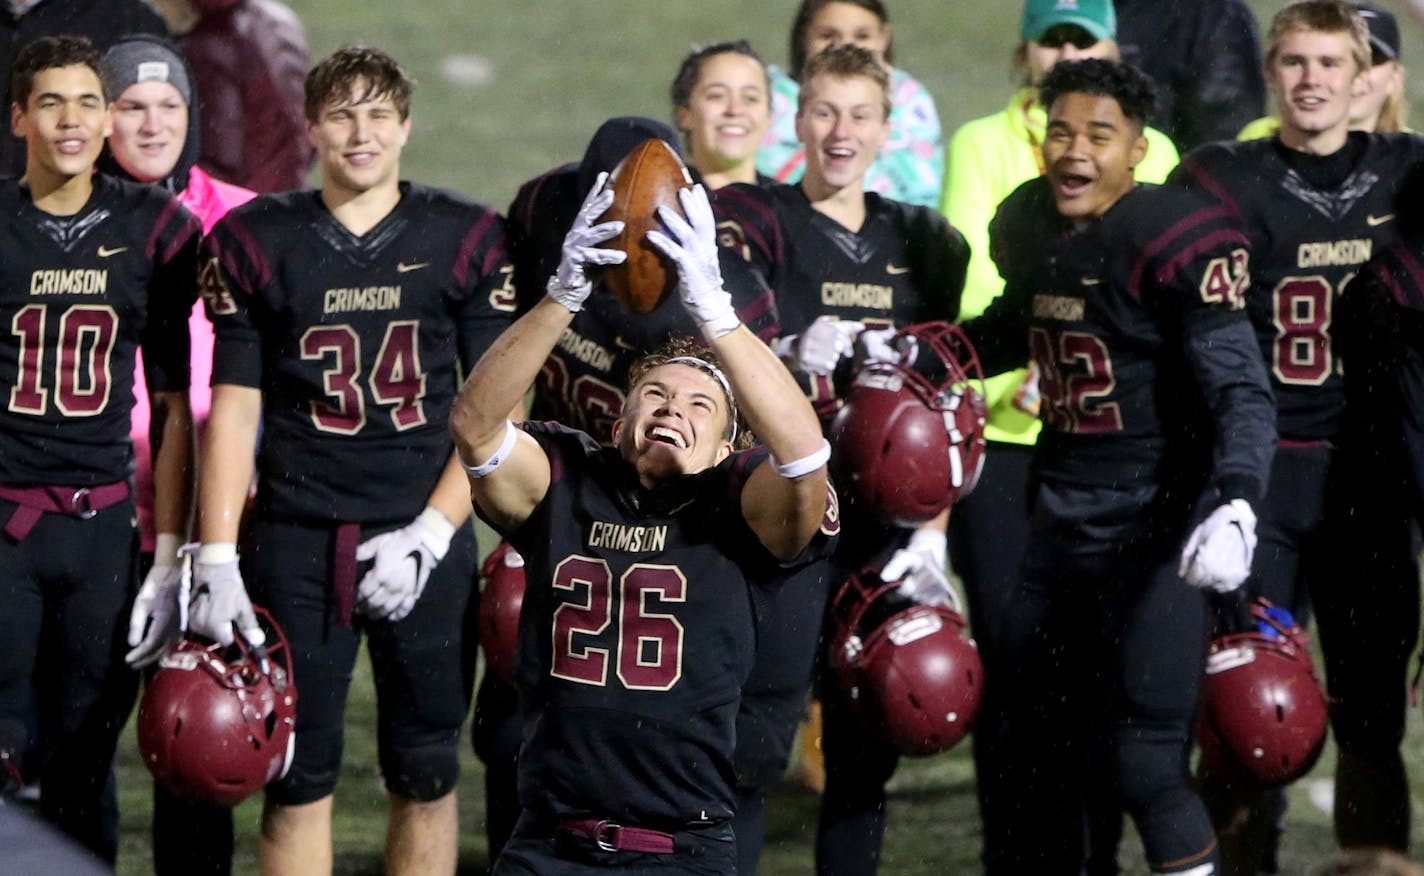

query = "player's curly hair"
1265;0;1371;75
788;0;895;76
1038;58;1157;128
798;44;892;121
11;35;104;108
305;45;414;123
626;337;753;448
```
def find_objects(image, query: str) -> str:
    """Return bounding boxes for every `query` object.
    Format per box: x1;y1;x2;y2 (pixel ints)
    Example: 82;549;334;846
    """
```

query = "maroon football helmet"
1195;600;1329;787
138;608;296;807
479;541;526;684
829;322;987;526
827;565;983;756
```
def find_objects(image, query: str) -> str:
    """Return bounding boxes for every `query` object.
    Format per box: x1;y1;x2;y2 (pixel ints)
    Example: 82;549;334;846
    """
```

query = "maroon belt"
333;522;362;628
558;818;676;854
0;481;131;541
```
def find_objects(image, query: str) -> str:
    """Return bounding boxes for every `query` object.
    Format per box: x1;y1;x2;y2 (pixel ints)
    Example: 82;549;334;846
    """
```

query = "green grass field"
105;0;1424;872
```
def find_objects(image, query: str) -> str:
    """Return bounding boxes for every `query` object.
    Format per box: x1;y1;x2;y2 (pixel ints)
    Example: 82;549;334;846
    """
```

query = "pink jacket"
131;166;255;552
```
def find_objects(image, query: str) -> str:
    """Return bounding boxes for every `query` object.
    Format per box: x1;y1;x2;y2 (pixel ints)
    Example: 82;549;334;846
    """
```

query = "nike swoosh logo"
405;549;426;582
886;264;911;275
613;335;637;351
396;261;430;273
1081;277;1102;286
1367;213;1394;226
97;245;129;257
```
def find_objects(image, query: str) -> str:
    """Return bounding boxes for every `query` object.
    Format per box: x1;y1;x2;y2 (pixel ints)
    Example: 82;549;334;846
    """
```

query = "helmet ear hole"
137;607;298;808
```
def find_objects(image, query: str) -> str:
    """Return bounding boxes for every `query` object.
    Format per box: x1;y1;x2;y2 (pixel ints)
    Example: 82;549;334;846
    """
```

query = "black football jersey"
505;421;837;828
1339;238;1424;520
506;167;779;444
964;178;1275;507
203;183;515;523
0;175;199;486
716;182;967;420
1172;132;1424;441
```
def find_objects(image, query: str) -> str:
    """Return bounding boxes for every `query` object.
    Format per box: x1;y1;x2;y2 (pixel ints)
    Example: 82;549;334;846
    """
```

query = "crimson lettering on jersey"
0;176;199;486
965;177;1268;495
204;183;513;523
507;422;836;828
505;168;779;445
1174;133;1424;441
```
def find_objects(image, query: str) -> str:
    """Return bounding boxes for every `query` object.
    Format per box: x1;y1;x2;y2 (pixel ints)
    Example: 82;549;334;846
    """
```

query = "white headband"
665;356;738;443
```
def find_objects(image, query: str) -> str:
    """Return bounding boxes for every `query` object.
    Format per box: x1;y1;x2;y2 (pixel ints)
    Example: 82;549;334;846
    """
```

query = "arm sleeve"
140;201;203;393
454;209;518;370
1181;312;1276;503
202;215;267;389
906;208;967;323
1153;204;1273;502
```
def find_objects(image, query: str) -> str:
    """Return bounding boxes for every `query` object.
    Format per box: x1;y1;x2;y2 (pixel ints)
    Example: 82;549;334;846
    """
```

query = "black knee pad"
380;733;460;802
265;724;342;806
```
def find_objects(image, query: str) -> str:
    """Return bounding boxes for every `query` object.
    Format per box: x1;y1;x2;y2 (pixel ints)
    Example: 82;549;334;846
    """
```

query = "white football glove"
355;507;456;622
882;528;963;612
1178;499;1257;593
547;171;626;313
776;320;863;375
125;534;184;668
646;185;741;339
857;327;917;368
187;543;263;647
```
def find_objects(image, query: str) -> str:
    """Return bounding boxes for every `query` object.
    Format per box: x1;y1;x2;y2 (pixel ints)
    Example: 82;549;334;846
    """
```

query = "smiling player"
1171;2;1424;866
193;46;514;875
962;58;1274;875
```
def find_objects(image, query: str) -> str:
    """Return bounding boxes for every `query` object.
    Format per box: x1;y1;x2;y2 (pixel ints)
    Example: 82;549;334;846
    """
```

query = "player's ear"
675;104;692;136
10;101;24;139
1129;132;1148;171
611;417;626;446
714;440;733;465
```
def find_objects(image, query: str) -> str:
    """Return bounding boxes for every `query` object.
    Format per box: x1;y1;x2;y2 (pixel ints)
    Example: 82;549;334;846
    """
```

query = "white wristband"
417;506;457;545
197;541;237;564
154;533;182;566
769;439;831;479
461;420;519;478
700;311;742;341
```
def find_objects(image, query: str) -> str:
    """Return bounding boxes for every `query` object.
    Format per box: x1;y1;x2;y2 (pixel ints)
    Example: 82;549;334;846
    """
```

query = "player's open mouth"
647;426;688;449
1053;172;1094;197
1293;94;1326;110
55;138;87;155
717;123;750;137
345;151;379;166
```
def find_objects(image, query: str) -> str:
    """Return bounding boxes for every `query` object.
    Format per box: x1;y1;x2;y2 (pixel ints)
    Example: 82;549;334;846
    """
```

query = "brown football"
602;139;694;314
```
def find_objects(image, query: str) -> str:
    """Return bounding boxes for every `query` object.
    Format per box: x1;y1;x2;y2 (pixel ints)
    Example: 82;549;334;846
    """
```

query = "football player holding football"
193;46;513;875
473;114;782;864
715;44;971;876
962;58;1275;875
450;173;837;874
1170;1;1424;864
0;36;200;863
